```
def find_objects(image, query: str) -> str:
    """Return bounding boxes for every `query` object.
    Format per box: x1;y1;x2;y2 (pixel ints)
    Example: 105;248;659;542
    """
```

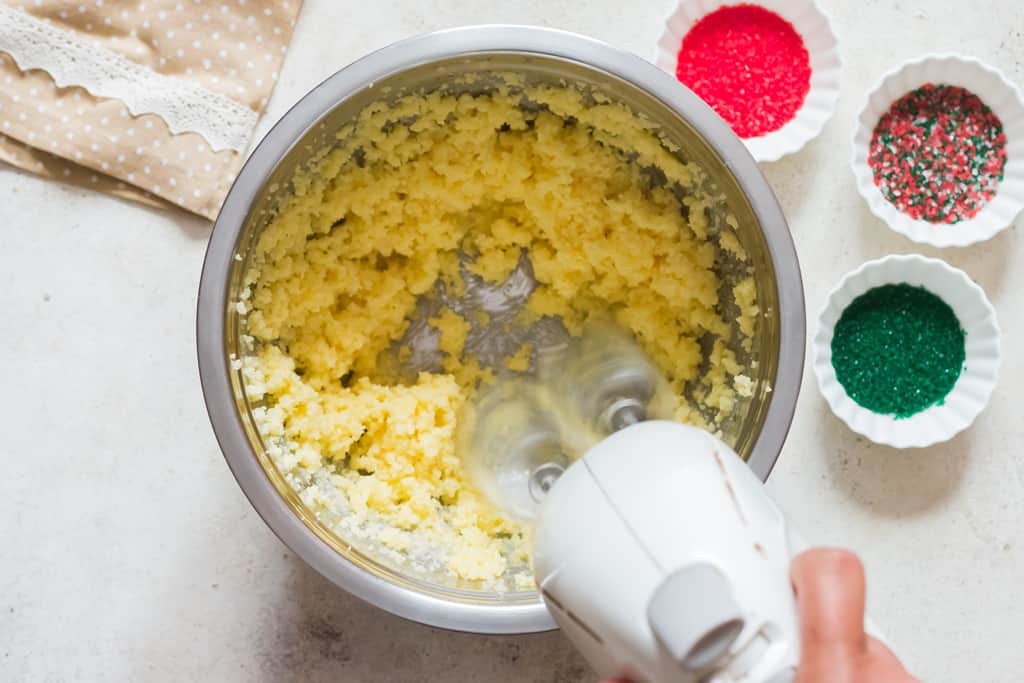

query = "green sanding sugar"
831;283;965;418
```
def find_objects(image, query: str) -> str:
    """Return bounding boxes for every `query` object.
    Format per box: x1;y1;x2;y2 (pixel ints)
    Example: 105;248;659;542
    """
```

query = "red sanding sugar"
675;4;812;138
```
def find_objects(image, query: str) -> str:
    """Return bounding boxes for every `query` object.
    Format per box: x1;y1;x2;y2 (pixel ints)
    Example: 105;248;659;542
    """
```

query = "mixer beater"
465;325;673;520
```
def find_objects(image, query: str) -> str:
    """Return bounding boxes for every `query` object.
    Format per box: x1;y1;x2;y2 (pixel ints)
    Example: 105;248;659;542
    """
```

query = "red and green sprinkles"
869;84;1007;224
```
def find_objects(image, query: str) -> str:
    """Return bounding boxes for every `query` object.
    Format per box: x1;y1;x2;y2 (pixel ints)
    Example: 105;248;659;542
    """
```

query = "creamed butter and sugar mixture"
238;79;758;589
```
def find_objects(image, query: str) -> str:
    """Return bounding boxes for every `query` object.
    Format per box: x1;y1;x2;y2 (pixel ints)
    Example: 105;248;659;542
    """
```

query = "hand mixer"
465;328;879;683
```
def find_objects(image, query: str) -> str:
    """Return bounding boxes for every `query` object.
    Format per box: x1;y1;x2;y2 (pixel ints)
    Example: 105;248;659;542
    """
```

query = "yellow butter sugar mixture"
238;78;758;590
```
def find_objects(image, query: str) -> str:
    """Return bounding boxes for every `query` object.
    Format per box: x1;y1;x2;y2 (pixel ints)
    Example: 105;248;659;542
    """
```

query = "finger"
791;548;868;654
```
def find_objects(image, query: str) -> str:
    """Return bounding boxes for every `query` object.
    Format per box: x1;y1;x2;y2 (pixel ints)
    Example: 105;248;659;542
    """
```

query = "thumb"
791;548;868;655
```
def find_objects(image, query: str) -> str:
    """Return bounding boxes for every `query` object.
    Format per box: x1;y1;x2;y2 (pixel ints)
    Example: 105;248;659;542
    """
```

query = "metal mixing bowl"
197;26;805;634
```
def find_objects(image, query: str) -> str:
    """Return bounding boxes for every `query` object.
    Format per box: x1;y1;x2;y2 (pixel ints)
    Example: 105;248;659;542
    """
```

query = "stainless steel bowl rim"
197;25;805;635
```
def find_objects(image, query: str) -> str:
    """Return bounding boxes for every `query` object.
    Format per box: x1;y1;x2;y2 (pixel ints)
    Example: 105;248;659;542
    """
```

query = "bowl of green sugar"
813;254;1000;448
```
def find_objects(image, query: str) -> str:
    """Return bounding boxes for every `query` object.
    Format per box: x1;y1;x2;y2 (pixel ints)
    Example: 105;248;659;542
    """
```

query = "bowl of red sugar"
656;0;840;162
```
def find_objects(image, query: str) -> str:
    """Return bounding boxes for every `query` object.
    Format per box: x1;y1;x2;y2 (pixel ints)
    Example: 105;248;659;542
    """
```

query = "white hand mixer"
465;328;882;683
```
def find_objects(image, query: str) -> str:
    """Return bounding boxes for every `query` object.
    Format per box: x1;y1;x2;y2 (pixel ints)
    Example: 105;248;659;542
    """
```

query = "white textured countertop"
3;1;1023;680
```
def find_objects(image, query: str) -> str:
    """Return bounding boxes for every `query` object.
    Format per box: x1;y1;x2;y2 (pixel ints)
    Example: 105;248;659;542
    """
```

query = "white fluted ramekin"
852;54;1024;247
813;254;1000;448
655;0;841;162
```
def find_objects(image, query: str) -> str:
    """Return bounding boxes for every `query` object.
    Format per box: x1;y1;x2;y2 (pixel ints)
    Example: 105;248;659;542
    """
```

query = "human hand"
792;548;917;683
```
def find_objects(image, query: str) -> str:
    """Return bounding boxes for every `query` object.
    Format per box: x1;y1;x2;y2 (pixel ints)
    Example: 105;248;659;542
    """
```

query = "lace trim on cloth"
0;5;258;152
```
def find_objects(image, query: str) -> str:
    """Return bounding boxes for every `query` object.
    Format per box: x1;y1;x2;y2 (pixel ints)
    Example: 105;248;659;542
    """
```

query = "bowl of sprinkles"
853;54;1024;247
813;255;1000;448
656;0;841;162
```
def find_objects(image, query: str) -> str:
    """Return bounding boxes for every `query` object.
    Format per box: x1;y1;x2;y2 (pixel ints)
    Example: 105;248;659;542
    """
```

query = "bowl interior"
222;52;790;606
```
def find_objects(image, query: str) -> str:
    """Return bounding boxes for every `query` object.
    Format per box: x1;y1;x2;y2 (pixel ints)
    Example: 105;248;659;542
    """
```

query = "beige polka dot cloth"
0;0;301;219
